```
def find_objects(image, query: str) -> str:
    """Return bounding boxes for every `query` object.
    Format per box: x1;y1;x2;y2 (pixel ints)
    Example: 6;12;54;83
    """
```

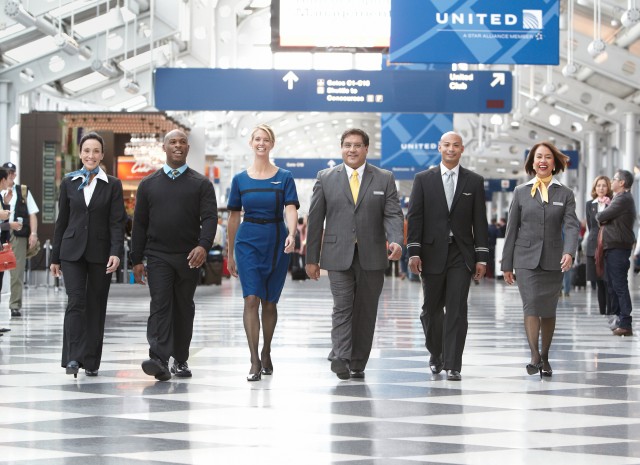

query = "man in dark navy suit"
407;131;489;381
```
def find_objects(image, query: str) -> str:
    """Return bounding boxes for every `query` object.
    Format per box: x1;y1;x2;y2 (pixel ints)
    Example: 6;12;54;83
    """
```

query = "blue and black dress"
228;168;299;302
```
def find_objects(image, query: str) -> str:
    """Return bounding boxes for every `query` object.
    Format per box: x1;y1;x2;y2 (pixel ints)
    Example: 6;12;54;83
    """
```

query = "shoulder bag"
595;226;605;278
0;243;17;272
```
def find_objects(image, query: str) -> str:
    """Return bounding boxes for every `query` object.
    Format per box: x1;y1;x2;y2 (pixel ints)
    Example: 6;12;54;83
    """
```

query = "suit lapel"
428;168;448;209
337;164;355;206
355;164;374;210
86;178;105;210
545;183;563;207
450;168;468;211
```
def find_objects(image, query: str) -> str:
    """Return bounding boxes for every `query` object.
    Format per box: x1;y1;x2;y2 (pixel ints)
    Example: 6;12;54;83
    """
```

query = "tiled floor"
0;274;639;464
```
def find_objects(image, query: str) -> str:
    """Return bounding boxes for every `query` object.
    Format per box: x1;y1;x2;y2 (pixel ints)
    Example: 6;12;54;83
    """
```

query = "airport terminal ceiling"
1;0;640;180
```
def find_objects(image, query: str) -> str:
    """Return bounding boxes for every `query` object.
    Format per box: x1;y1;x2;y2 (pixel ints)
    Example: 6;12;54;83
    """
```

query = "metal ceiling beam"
561;30;640;92
58;67;153;110
0;12;177;95
546;69;638;123
519;97;600;137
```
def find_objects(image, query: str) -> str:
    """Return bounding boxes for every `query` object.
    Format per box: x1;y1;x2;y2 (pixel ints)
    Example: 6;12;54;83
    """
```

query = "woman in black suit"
585;175;613;317
50;132;126;378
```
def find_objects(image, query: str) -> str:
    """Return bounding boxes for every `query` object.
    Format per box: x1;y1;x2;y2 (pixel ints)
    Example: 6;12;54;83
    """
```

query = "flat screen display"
271;0;390;52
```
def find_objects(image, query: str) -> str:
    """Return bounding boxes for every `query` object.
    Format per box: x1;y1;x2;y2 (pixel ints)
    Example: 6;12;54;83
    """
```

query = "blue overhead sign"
274;158;381;179
484;179;518;201
389;0;559;65
274;158;342;179
154;68;512;114
381;113;453;177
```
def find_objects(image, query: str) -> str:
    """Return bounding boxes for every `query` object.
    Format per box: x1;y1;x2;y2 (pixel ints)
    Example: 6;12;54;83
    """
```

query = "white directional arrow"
282;71;299;90
490;72;505;87
327;159;336;168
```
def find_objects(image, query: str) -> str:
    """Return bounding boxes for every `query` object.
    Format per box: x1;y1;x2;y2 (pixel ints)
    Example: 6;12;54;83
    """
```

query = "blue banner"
484;179;518;201
381;114;453;176
154;68;512;114
273;158;343;179
564;150;579;170
389;0;559;65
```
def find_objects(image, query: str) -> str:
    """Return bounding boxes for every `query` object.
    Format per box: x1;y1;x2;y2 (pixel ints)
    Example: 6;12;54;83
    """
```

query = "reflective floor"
0;273;639;465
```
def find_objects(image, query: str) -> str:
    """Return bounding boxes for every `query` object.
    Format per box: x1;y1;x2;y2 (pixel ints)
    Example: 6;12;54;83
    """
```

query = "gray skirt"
515;267;563;317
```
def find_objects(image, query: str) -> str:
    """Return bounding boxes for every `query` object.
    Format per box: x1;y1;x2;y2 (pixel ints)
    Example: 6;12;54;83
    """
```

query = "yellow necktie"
350;171;360;203
531;175;552;203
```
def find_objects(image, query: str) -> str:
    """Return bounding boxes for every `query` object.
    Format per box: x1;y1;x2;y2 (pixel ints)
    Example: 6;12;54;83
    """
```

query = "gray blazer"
306;162;403;271
501;180;580;271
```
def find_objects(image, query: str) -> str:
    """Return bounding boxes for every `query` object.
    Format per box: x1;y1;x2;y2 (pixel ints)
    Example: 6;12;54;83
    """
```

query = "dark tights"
243;295;278;375
524;315;555;371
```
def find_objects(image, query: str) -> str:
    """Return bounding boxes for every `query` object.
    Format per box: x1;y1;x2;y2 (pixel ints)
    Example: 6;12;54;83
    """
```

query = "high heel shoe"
66;361;80;379
526;362;542;375
247;363;262;382
260;350;273;375
540;356;552;377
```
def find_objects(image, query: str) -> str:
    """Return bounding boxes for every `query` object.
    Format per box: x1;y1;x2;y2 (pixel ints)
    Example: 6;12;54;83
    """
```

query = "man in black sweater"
132;129;218;381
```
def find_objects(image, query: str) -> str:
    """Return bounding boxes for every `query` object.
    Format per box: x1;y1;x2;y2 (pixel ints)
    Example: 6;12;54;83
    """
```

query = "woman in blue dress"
227;124;299;381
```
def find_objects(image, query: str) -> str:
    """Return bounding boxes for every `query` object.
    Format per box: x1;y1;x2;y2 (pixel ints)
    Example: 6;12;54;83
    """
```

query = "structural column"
0;81;11;164
623;112;637;173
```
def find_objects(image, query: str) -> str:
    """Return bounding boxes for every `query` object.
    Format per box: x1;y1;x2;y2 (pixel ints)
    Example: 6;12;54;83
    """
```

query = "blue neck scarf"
67;166;100;190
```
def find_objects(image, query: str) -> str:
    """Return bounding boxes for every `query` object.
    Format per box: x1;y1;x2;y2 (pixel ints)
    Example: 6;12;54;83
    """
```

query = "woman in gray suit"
501;141;580;378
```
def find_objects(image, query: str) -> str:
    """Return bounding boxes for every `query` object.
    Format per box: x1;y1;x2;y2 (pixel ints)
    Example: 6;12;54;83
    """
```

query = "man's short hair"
616;169;634;189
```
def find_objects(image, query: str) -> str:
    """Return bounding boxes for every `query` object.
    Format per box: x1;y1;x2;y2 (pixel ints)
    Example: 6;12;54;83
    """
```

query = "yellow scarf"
531;175;552;203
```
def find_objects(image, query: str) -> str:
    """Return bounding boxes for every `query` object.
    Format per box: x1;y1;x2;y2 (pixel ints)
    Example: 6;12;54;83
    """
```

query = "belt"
243;217;283;224
447;236;455;244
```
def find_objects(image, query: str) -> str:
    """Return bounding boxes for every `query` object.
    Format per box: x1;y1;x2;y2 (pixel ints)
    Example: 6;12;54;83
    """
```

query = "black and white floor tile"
1;274;639;464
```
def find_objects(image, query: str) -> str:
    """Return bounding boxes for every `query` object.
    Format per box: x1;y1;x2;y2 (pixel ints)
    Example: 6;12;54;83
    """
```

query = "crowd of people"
0;126;635;383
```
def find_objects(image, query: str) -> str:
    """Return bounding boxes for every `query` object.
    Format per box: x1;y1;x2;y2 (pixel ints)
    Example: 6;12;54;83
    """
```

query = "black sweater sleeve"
196;175;218;251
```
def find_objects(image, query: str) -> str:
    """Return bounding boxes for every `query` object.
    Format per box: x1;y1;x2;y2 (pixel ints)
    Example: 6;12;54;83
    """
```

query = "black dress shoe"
142;358;171;381
349;369;365;379
429;355;444;374
331;358;350;380
447;370;462;381
170;361;192;378
85;369;99;377
0;328;10;332
10;309;21;317
66;361;80;379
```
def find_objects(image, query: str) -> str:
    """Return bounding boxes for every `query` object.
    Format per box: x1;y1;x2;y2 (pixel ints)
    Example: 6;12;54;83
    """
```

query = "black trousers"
146;252;200;363
420;241;472;372
61;258;112;370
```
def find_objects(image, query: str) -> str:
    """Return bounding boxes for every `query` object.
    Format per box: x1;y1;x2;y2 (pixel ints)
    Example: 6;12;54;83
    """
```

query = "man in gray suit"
306;128;404;380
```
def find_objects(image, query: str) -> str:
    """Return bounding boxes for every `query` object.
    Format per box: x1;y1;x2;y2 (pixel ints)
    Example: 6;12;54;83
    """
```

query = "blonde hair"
251;124;275;145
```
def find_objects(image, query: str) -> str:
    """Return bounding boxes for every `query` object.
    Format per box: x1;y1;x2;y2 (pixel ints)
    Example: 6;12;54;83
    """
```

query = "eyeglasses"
342;143;364;150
